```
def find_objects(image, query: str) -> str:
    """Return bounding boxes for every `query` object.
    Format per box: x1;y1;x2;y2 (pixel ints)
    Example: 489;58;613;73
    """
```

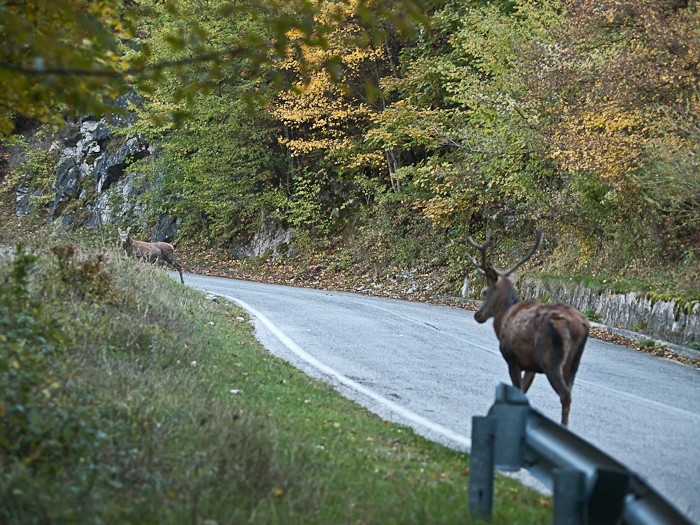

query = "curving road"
181;273;700;523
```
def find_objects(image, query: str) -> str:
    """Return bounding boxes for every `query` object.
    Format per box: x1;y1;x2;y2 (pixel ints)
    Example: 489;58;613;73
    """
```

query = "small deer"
118;226;184;284
468;228;589;426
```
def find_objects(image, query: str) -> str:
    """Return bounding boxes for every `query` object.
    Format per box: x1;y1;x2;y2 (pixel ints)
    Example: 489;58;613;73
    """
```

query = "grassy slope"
0;239;552;524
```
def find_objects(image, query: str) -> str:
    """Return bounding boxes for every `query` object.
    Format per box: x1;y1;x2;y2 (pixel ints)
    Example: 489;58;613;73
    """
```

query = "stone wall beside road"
518;277;699;348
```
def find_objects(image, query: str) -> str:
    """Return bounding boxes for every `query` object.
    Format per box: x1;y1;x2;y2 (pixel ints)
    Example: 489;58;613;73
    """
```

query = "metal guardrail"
469;384;693;525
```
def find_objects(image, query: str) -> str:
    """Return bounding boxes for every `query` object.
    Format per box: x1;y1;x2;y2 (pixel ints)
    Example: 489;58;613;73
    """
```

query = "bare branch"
0;49;238;79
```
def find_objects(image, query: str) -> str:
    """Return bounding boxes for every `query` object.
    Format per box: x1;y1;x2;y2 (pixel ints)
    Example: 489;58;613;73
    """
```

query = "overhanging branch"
0;49;240;78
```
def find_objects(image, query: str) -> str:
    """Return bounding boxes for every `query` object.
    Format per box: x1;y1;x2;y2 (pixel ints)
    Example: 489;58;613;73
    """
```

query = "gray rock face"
50;156;80;217
15;184;42;217
93;135;149;194
84;175;146;228
22;97;153;228
238;219;292;259
151;214;180;242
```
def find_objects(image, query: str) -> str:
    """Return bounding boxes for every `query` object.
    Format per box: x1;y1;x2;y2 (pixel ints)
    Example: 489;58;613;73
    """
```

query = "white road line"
576;379;700;420
214;292;473;451
350;298;504;357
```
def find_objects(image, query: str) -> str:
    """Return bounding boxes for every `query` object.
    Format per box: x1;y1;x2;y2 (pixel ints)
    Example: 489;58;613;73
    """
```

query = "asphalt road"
181;272;700;523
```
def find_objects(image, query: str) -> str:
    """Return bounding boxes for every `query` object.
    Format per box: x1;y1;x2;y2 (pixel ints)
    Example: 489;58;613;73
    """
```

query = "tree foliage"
1;0;427;132
2;0;698;280
0;0;130;133
524;0;700;259
269;0;392;222
364;0;699;269
125;0;289;245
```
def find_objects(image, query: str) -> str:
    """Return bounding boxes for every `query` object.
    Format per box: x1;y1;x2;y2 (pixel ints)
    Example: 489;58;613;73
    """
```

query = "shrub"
0;246;67;468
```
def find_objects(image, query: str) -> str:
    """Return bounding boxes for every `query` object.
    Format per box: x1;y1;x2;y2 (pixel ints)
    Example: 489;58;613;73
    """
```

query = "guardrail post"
588;468;630;524
553;468;586;525
469;415;497;519
471;384;693;525
490;384;529;471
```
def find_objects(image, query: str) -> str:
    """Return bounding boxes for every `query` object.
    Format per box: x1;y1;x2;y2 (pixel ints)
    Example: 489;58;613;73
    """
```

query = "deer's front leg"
522;371;536;393
507;361;523;390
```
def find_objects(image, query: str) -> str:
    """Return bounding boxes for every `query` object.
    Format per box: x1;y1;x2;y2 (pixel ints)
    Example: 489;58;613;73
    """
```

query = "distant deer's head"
118;226;131;247
468;228;542;323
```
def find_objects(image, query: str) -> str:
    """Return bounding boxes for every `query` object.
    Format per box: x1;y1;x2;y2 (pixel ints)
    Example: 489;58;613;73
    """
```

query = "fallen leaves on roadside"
590;327;699;367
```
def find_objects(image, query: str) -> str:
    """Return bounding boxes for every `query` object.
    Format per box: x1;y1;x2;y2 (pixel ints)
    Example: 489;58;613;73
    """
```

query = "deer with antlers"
468;228;589;426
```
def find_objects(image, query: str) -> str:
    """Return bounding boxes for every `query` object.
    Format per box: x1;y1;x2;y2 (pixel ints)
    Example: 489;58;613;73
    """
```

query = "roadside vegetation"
2;0;698;308
0;234;552;524
1;0;698;521
126;0;698;305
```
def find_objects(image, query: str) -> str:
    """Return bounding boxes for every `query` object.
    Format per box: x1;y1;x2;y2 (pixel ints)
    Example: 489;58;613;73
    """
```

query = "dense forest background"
1;0;699;299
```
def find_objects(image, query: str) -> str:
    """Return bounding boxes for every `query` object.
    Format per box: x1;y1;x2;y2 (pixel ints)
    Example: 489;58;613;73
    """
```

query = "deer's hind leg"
163;253;184;284
564;332;588;389
537;319;572;425
544;368;571;426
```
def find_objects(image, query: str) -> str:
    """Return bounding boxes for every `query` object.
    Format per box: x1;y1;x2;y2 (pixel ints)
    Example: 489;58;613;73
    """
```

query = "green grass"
0;240;552;524
637;338;660;348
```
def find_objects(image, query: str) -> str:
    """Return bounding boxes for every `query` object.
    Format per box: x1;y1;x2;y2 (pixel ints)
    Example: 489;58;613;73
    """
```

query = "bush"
0;246;68;469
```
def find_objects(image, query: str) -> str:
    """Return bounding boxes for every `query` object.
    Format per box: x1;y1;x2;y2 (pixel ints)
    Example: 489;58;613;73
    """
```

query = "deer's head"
468;228;542;323
118;227;131;247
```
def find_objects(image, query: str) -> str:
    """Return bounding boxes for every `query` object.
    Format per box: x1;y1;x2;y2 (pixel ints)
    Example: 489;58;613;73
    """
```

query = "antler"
502;227;543;276
467;229;492;274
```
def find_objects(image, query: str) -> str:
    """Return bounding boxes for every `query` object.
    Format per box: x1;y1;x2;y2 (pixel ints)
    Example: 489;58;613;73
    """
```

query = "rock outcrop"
46;113;151;227
8;92;168;236
236;219;292;259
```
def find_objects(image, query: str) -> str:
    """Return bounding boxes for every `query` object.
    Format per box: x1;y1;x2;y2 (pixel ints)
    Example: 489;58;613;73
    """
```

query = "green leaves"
132;90;285;244
1;0;430;134
0;0;133;132
5;0;694;279
0;246;66;468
